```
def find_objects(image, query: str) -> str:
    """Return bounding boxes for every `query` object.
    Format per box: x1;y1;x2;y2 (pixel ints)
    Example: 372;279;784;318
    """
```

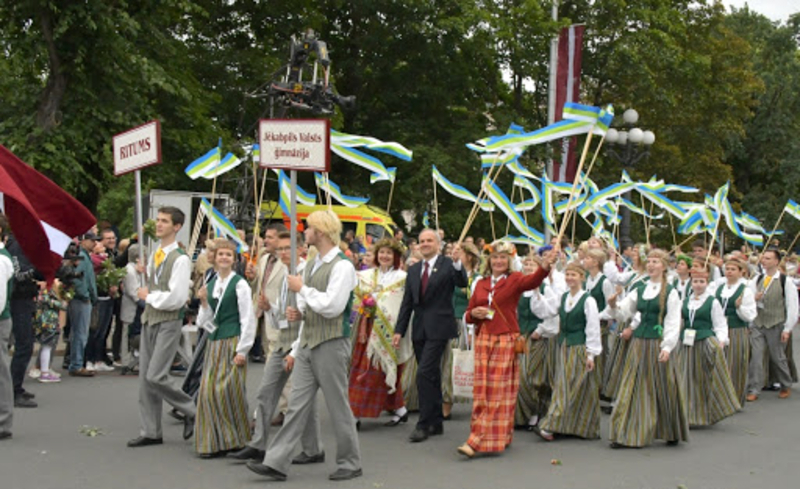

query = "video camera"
269;29;356;115
56;242;84;282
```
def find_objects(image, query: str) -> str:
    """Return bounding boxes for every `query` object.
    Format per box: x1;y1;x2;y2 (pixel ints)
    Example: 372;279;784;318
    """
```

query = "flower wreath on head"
487;240;515;256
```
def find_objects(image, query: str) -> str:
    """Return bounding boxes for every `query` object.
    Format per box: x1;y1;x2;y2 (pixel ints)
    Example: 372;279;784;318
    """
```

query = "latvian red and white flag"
552;24;585;183
0;144;96;282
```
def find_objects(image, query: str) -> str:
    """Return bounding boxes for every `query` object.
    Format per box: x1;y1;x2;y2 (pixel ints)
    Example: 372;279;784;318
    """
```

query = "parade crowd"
0;208;797;482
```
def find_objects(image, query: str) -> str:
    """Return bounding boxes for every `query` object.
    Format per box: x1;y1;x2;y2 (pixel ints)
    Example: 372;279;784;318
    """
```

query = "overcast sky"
723;1;800;21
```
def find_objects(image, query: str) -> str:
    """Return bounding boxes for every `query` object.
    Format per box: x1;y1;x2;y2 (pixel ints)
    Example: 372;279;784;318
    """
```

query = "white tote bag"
452;322;474;399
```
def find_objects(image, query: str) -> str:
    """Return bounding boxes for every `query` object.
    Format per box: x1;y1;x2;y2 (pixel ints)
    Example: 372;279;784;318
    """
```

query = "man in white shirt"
0;215;15;440
247;211;361;482
229;231;320;463
747;248;797;400
128;207;196;447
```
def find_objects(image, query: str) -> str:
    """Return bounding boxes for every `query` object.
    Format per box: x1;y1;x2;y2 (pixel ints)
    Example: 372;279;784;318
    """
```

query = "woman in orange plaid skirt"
458;242;556;458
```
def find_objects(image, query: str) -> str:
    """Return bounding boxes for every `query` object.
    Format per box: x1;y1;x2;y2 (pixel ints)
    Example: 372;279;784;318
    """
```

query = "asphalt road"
1;338;799;489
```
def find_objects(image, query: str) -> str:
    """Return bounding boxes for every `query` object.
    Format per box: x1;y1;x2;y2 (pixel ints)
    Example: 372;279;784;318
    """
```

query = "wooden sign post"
113;120;162;281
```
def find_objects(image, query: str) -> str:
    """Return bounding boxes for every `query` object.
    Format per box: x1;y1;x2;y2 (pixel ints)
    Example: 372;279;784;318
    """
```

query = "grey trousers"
138;319;196;438
262;338;361;474
0;319;13;434
748;325;793;393
249;349;321;453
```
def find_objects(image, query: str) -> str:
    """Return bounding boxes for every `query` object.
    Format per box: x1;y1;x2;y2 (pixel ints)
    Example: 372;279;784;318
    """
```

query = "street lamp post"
604;109;655;247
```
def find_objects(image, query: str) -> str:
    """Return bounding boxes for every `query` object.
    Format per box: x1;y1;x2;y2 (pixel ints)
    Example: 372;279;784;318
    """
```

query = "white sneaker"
86;362;97;372
94;363;115;372
28;368;42;379
50;370;62;378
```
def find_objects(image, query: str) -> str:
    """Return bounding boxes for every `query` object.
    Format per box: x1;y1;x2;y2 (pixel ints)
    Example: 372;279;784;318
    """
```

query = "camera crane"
226;29;355;227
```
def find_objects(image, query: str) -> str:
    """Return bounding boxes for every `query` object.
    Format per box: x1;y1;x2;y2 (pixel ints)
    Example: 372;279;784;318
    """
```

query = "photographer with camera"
67;233;98;377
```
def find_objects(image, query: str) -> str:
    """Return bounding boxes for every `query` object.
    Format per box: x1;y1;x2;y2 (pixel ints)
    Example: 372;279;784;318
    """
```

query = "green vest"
518;292;542;335
453;272;480;319
301;252;353;349
206;274;243;341
558;291;588;346
634;284;674;339
681;294;716;341
586;273;607;311
0;247;13;320
625;273;648;294
716;284;747;329
141;248;186;326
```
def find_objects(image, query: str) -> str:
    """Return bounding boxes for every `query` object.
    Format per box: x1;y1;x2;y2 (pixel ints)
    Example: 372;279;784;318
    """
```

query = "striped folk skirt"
349;335;405;418
401;353;419;412
609;338;689;448
595;322;610;393
466;333;519;453
725;327;749;406
195;337;250;455
515;336;555;425
603;332;631;400
539;342;600;439
677;338;741;427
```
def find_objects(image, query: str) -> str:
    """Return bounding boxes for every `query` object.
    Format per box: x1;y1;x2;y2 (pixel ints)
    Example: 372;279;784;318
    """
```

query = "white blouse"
556;290;603;359
530;285;560;338
606;280;682;354
684;290;729;346
196;273;257;356
717;278;757;324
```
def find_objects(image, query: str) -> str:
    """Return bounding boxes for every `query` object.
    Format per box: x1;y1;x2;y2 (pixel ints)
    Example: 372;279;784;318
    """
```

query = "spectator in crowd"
6;226;45;406
86;228;119;372
69;233;99;378
0;214;16;438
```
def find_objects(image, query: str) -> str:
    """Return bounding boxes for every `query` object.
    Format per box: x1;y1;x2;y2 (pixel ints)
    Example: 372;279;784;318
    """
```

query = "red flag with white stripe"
551;24;585;183
0;145;95;281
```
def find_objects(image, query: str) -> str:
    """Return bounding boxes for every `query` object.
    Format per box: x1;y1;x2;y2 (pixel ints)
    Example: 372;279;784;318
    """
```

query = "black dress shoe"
198;451;225;459
250;355;266;364
356;420;361;431
0;432;12;440
292;451;325;464
428;424;444;436
329;468;363;481
183;416;195;440
246;461;287;481
666;440;679;446
127;436;163;447
167;408;185;422
601;405;613;415
442;414;452;421
409;427;429;443
384;412;409;427
14;397;37;408
19;391;35;400
227;446;265;461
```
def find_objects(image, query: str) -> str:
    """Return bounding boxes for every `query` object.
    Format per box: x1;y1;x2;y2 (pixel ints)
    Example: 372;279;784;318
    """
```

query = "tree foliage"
0;1;798;243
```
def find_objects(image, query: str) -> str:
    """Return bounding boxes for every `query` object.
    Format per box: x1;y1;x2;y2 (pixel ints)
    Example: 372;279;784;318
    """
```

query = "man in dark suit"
393;229;467;442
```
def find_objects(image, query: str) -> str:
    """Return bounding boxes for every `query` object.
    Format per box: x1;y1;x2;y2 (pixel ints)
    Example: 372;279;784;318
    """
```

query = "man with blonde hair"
247;210;361;482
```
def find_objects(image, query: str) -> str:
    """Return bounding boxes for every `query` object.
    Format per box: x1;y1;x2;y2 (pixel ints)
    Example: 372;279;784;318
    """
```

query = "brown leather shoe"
746;393;758;402
69;368;96;377
779;388;791;399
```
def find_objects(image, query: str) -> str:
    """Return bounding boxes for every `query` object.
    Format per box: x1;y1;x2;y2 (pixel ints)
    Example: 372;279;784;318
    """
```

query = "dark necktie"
262;255;276;292
421;261;430;296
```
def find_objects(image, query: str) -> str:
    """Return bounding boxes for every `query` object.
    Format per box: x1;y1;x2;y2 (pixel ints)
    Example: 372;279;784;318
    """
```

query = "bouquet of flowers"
357;295;377;344
358;295;377;318
96;258;127;298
